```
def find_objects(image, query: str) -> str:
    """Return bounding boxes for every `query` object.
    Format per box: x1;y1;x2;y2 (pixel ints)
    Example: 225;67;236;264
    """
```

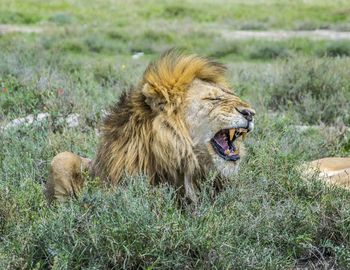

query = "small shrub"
209;42;241;58
84;36;118;53
248;43;290;60
0;75;49;116
0;11;41;24
59;39;86;53
319;41;350;57
332;23;350;32
107;30;128;41
267;58;350;124
293;20;329;30
92;63;119;86
163;5;194;18
84;37;106;53
142;30;173;43
238;20;268;30
49;13;74;25
159;4;216;22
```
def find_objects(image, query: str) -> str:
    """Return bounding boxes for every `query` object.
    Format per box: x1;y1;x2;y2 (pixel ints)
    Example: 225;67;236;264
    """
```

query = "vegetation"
267;58;350;125
0;0;349;269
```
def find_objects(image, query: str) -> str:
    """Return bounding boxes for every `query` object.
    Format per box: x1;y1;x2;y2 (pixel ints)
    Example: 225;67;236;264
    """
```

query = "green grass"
266;58;350;125
0;0;349;29
1;0;350;269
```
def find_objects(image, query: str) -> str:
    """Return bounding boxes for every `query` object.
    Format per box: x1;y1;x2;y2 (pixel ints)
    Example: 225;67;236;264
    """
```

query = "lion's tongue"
213;130;240;157
213;132;229;150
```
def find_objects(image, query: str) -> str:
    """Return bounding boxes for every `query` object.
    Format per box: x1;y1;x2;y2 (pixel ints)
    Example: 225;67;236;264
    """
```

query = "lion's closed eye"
202;96;224;102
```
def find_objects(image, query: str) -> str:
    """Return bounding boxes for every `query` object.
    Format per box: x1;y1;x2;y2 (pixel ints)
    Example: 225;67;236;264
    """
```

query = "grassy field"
1;0;350;269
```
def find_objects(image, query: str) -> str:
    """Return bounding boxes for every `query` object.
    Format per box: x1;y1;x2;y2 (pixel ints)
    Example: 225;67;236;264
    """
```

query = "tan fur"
47;51;254;202
45;152;91;203
303;157;350;189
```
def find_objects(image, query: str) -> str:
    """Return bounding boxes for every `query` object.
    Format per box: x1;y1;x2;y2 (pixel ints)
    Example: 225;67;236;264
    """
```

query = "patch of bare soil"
221;30;350;40
0;24;42;34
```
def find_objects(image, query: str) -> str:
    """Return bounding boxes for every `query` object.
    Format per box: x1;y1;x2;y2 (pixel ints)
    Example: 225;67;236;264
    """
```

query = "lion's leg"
184;173;198;203
45;152;92;203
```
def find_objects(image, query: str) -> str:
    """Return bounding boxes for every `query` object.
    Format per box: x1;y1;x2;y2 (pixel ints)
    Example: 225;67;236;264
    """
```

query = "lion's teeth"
224;149;230;156
242;133;247;140
229;129;235;141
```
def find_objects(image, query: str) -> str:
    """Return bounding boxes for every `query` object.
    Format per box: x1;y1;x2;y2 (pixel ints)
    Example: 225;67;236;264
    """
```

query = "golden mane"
93;51;228;186
142;51;228;103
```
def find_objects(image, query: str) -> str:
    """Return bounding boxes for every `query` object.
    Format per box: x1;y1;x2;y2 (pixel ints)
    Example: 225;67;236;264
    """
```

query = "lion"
302;157;350;189
45;51;255;203
45;152;91;203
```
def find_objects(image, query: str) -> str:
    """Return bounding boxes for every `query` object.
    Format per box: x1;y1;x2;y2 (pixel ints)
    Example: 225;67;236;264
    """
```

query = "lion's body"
46;51;255;202
303;157;350;189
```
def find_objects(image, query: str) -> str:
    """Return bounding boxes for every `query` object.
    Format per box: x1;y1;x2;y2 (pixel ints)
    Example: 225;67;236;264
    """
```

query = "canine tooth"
224;149;230;156
229;129;235;141
242;133;247;140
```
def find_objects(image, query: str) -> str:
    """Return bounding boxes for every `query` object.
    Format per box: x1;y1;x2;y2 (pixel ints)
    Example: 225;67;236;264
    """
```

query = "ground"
0;0;350;269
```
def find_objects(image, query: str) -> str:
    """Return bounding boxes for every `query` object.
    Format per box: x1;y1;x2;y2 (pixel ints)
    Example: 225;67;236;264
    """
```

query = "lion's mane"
93;51;227;186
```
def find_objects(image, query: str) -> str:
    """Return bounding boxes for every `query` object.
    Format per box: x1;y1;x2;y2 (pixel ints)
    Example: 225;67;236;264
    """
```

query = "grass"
1;0;350;269
320;41;350;57
0;0;349;29
267;58;350;125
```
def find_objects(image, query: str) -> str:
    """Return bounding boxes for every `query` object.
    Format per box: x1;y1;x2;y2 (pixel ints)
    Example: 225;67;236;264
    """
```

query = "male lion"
46;51;255;203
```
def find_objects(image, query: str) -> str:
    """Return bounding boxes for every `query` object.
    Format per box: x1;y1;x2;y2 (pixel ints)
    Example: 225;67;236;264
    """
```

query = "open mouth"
210;128;248;161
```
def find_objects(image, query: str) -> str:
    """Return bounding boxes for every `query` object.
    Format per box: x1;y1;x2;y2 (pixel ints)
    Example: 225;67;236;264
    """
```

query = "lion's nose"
237;108;255;121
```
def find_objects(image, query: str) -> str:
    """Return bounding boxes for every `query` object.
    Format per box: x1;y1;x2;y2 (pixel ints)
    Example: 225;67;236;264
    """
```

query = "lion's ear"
142;83;167;111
